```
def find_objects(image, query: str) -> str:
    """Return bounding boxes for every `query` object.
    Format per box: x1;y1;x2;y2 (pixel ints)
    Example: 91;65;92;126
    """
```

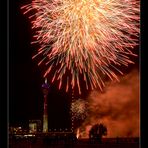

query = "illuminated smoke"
21;0;139;94
79;69;140;138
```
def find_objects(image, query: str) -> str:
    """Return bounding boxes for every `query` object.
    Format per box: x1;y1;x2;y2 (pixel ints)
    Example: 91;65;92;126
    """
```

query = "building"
29;120;42;133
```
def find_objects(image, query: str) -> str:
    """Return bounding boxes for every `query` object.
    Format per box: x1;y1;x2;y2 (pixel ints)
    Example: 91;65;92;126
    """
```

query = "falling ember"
21;0;140;94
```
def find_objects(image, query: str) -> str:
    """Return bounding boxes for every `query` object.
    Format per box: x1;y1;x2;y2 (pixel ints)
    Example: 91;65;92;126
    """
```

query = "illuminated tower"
42;78;50;133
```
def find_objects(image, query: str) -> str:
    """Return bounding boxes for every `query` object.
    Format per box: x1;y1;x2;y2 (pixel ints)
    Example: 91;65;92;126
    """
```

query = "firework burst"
71;99;88;120
21;0;140;94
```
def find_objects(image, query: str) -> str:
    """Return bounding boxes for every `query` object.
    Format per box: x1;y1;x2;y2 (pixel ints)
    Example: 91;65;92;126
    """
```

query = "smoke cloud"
79;69;140;138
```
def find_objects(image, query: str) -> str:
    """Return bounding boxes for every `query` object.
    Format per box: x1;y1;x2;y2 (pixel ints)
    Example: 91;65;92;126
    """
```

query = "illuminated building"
9;126;23;134
29;120;42;133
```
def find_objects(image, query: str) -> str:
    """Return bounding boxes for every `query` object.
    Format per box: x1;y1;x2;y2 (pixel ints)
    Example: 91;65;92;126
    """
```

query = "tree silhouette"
89;123;107;143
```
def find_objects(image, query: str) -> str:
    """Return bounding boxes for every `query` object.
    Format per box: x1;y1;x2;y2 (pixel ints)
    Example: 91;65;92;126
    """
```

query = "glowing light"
21;0;140;94
76;128;80;139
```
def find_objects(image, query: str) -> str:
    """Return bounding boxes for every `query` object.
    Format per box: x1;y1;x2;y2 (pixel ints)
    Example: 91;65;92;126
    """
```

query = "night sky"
9;0;139;135
9;0;73;129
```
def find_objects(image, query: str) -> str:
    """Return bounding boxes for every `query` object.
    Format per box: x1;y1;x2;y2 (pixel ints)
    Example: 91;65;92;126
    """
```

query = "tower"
42;78;50;133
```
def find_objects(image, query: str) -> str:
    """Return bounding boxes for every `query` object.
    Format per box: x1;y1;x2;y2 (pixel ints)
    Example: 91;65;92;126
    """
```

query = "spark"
21;0;140;94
